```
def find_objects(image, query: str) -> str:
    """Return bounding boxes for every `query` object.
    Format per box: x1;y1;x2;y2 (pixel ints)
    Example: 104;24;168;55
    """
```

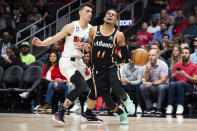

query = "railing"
118;0;144;32
15;0;93;46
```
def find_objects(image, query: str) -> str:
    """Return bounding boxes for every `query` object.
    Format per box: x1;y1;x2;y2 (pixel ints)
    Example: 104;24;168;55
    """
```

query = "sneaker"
176;105;184;115
119;108;128;125
166;105;173;115
136;106;142;114
39;104;52;111
121;94;135;115
81;113;103;123
155;108;162;114
143;108;154;114
52;112;65;124
19;92;29;99
34;105;41;111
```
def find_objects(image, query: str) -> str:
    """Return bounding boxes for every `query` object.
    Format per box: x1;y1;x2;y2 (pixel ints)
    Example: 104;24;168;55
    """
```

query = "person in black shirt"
77;9;135;125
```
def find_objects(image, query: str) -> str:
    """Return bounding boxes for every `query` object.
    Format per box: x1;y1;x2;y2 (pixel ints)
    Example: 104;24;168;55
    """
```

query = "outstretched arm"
32;23;74;47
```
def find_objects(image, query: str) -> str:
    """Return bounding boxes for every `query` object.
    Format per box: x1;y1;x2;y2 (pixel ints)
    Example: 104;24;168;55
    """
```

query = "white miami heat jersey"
62;21;92;58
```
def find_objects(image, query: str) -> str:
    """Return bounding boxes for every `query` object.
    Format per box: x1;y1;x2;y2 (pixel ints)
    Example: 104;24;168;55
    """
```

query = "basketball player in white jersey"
32;3;101;124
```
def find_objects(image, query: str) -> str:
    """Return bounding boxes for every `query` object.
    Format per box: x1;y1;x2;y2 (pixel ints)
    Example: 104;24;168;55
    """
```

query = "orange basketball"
132;48;149;66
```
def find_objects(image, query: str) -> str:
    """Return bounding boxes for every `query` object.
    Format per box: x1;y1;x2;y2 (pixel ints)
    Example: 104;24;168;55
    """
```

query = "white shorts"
59;57;91;81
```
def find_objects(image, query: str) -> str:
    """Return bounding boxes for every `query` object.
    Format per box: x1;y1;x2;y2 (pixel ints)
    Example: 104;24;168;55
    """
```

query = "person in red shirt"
136;22;153;47
19;52;67;111
166;47;197;115
174;10;187;36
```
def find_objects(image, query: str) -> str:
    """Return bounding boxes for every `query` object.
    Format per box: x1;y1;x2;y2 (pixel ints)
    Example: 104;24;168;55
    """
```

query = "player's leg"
109;66;135;115
52;58;89;124
81;78;103;122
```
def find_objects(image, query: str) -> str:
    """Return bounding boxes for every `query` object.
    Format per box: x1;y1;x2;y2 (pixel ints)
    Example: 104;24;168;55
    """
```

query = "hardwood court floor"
0;113;197;131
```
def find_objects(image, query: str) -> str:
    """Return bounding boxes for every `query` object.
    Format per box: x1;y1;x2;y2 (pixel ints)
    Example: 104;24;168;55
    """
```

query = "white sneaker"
176;105;184;115
34;105;41;111
166;105;173;115
19;92;29;99
136;106;142;114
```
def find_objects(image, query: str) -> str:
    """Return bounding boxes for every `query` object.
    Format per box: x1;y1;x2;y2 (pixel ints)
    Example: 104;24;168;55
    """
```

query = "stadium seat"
28;61;44;69
0;66;4;88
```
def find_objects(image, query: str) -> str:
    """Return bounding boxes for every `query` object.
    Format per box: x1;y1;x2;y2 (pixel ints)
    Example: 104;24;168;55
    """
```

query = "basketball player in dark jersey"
77;9;135;125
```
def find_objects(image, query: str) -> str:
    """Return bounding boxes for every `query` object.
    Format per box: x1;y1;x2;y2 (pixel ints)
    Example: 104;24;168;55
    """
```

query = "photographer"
166;47;197;115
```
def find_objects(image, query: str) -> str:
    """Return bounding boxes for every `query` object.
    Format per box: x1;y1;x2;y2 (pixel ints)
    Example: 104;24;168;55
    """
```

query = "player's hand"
32;37;43;46
74;42;83;51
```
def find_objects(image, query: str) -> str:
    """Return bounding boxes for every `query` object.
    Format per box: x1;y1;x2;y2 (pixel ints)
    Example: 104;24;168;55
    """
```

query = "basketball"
132;48;149;66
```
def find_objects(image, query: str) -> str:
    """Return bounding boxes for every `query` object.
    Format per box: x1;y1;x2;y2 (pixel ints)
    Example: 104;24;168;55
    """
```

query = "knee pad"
70;70;89;93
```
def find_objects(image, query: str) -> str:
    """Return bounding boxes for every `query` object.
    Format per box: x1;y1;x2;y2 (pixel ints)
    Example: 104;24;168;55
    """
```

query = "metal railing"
15;0;93;46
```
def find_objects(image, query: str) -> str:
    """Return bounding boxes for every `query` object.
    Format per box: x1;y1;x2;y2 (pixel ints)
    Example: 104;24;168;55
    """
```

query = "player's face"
79;6;92;22
104;10;118;25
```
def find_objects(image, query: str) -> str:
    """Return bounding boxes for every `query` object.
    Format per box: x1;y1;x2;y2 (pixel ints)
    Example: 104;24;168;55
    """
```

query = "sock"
116;107;124;115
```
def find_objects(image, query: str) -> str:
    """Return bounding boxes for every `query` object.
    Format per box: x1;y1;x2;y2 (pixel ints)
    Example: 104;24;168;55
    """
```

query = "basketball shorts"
59;56;91;81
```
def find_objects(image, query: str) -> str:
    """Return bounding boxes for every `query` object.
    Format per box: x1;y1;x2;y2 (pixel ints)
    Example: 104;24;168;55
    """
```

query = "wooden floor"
0;113;197;131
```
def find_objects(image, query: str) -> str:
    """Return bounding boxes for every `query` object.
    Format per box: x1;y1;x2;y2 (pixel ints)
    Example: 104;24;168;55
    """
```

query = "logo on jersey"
74;36;81;42
93;41;113;48
76;26;80;32
108;36;113;41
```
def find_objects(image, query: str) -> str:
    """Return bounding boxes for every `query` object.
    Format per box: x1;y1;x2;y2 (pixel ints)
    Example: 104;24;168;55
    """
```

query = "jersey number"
97;51;105;58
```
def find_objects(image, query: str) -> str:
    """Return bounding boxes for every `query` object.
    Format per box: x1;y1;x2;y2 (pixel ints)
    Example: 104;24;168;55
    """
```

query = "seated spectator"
19;41;36;66
166;47;197;115
4;47;26;69
167;44;182;70
136;22;153;47
148;16;160;34
181;16;197;41
19;52;61;110
0;32;13;59
151;40;166;62
127;35;141;52
39;74;68;111
153;22;173;43
120;52;144;114
174;10;187;36
161;34;170;51
140;49;169;114
190;36;197;64
167;15;176;35
158;9;169;25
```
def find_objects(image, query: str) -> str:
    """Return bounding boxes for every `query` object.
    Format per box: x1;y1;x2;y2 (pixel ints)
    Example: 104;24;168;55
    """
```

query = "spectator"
19;52;62;110
39;73;68;111
0;32;13;59
174;10;187;36
151;40;166;62
161;34;170;50
167;15;176;35
158;9;169;25
136;22;153;47
12;5;27;27
181;16;197;41
140;49;169;114
167;0;185;18
148;16;160;34
153;22;173;43
190;36;197;64
127;35;140;52
30;6;42;23
166;47;197;115
120;52;144;114
167;44;182;70
19;41;36;66
4;46;26;69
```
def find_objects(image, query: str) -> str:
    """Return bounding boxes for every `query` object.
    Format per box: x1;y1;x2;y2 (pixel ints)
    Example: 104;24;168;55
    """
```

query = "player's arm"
117;31;126;47
32;23;74;47
87;26;97;51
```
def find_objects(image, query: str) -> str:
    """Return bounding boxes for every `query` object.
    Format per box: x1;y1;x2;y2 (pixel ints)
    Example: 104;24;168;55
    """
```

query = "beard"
182;56;189;62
